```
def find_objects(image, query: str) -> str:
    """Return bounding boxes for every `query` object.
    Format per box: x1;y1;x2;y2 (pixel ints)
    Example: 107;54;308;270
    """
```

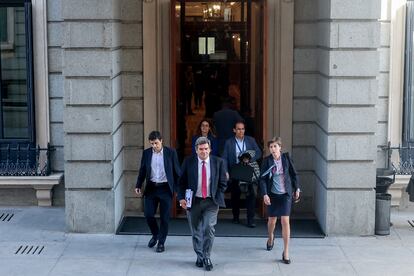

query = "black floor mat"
117;217;325;238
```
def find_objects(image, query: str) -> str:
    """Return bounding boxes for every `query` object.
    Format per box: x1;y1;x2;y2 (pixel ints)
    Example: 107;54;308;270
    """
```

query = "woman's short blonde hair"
267;136;282;148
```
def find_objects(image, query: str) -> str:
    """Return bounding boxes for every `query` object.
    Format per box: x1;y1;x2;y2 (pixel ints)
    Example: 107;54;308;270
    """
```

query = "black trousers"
144;185;172;244
229;180;256;223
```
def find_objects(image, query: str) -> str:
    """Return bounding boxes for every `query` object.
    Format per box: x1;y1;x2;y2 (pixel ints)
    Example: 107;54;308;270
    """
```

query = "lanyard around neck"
235;138;245;156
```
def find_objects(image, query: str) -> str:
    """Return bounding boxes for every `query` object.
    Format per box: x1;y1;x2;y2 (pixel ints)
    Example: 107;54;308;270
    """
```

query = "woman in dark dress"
191;119;219;156
260;137;301;264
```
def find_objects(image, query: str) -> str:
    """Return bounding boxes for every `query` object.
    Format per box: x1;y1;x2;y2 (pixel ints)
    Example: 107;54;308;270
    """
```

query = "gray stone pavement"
0;206;413;276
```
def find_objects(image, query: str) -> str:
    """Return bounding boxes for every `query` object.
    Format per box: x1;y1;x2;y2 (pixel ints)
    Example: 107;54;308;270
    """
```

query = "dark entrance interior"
172;0;265;159
171;0;265;220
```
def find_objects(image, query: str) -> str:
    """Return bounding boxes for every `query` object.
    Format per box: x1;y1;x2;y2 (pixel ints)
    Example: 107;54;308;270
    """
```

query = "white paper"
185;189;193;208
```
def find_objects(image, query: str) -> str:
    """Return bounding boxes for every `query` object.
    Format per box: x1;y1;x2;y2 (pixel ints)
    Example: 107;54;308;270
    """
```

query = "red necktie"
202;161;207;198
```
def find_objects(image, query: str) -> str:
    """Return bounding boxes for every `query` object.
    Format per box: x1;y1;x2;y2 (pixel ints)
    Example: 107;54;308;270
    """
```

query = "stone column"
63;0;116;232
314;0;381;235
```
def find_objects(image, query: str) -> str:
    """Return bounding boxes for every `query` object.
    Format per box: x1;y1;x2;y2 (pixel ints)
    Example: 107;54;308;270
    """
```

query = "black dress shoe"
148;237;157;248
282;252;291;264
232;218;240;224
247;223;256;228
195;258;203;268
203;258;213;271
156;243;165;253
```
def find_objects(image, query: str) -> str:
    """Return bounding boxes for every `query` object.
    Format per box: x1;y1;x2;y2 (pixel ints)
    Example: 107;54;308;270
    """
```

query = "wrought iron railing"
0;143;53;176
380;143;414;175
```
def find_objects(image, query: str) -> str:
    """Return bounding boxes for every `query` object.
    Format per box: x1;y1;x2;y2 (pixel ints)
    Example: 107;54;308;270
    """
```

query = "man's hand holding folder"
179;189;193;210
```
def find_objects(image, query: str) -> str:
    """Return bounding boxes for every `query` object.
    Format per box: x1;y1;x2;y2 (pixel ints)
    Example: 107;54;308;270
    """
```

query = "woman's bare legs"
280;216;290;259
267;216;277;245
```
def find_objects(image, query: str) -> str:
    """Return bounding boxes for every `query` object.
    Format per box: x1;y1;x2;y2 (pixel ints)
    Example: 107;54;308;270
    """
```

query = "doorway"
171;0;265;218
171;0;265;158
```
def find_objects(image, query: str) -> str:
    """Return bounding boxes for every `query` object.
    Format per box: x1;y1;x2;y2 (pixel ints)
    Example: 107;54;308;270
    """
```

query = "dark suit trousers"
144;185;172;244
230;180;256;223
188;197;219;259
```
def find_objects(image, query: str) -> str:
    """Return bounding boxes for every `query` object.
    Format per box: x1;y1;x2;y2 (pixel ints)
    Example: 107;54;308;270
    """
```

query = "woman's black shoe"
282;252;291;264
266;239;274;251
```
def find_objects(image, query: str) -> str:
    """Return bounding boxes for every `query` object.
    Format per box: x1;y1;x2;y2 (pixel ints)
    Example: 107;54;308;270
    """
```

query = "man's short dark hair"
195;136;211;150
148;131;162;141
234;120;245;129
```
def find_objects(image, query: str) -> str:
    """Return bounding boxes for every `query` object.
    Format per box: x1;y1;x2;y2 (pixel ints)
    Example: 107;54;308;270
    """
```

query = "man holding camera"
221;120;262;227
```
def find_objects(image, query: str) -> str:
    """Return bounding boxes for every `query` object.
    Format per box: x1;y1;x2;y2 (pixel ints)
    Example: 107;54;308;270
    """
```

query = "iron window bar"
380;142;414;175
0;143;53;176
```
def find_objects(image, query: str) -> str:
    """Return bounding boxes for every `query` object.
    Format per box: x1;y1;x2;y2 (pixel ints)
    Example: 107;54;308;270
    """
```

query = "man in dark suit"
213;97;243;154
135;131;181;253
221;120;262;227
178;137;227;271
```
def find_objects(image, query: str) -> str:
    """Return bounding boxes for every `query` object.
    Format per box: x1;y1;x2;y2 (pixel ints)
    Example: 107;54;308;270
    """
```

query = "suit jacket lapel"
282;153;288;174
191;156;198;193
163;147;169;174
147;149;153;177
210;157;216;195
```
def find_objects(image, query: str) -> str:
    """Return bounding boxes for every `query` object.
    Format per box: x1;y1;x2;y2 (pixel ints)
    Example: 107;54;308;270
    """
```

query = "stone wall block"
327;162;376;189
65;162;113;188
322;50;379;77
116;0;142;21
47;0;62;21
295;0;318;20
64;107;112;133
64;22;113;48
328;107;377;133
330;0;381;20
49;74;64;98
123;172;139;197
294;48;318;72
326;189;375;235
62;0;114;20
118;23;142;47
123;123;143;147
50;123;64;146
291;147;315;171
329;79;377;105
376;122;388;146
336;22;380;48
48;48;63;73
66;190;115;233
112;74;143;103
47;22;63;47
124;148;140;171
112;49;143;76
65;135;112;161
113;100;143;130
50;98;63;123
293;123;316;146
293;99;316;122
377;98;389;122
65;78;112;105
328;135;377;160
51;147;64;171
379;47;390;72
380;22;390;47
293;74;317;97
378;73;389;97
63;50;112;77
295;23;317;46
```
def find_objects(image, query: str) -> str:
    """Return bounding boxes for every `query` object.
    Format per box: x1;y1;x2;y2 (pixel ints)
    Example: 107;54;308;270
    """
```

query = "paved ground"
0;206;413;276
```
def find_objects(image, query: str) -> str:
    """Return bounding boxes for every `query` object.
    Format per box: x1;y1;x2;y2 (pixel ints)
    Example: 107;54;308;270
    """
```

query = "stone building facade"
1;0;410;235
